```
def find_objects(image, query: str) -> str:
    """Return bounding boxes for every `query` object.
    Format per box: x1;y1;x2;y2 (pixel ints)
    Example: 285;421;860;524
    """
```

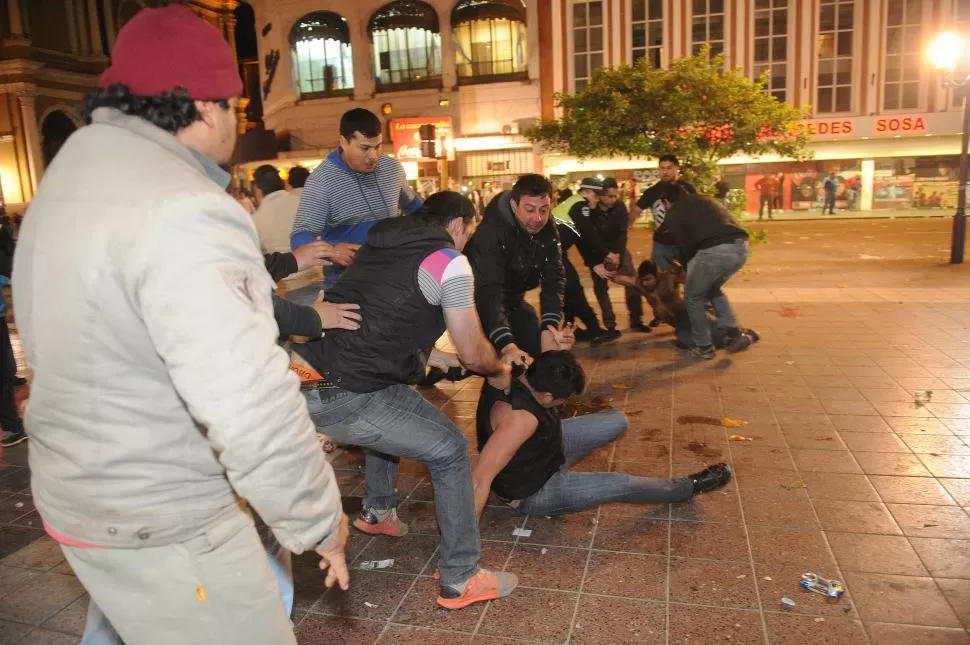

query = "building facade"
242;0;970;214
0;0;239;213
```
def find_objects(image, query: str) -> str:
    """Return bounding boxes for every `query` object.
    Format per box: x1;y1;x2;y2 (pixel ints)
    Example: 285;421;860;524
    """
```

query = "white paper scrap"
358;558;394;570
512;528;533;537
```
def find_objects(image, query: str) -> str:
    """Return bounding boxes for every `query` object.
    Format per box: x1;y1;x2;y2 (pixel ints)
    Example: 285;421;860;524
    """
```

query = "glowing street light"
928;31;970;264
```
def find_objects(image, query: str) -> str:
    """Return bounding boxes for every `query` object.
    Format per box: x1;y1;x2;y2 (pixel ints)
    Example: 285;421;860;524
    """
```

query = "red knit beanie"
99;5;242;100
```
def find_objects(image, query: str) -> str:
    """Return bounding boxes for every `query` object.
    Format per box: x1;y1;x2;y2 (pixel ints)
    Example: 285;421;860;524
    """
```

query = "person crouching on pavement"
290;192;521;610
473;350;732;517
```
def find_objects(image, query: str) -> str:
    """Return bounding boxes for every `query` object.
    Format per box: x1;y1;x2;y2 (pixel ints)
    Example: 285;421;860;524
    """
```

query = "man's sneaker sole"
436;570;518;610
353;516;408;537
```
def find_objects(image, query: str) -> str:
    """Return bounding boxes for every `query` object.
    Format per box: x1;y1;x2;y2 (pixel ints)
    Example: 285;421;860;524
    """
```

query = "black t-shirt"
637;180;697;244
476;379;565;501
661;194;748;261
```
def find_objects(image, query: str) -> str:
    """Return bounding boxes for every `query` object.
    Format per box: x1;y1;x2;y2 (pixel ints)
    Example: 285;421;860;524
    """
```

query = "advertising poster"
789;164;820;211
389;116;454;161
872;171;914;210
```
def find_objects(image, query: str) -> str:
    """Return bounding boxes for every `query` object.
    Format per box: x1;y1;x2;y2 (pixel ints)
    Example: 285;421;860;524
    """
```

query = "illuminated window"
752;0;788;102
290;12;354;97
691;0;725;58
952;2;970;107
571;1;604;91
369;1;442;87
816;0;854;113
632;0;663;67
883;0;924;110
453;0;527;81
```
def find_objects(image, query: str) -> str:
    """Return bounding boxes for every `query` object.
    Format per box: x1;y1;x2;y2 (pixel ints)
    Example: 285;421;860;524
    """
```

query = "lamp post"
929;32;969;264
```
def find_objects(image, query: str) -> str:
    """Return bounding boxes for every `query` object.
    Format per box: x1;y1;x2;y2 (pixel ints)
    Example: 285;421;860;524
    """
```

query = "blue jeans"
78;534;293;644
651;241;681;272
304;384;480;587
684;241;748;348
515;410;693;516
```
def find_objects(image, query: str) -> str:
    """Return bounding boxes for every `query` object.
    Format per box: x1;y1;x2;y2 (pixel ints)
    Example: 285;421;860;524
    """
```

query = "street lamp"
929;31;969;264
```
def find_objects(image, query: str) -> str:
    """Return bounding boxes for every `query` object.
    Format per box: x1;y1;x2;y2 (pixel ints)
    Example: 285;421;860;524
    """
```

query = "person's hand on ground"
315;513;350;591
487;363;513;394
330;243;361;267
312;292;362;330
500;343;533;369
592;263;616;280
292;240;334;272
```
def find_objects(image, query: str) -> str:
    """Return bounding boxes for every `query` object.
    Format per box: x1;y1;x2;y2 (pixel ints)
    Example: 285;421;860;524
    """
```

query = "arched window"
369;1;442;88
290;12;355;97
452;0;527;81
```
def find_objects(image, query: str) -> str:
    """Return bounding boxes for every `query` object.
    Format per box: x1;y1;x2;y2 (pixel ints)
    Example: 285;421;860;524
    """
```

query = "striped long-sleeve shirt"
291;149;423;249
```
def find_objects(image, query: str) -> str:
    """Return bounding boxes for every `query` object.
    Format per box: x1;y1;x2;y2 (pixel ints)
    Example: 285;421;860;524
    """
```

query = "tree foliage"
527;48;813;189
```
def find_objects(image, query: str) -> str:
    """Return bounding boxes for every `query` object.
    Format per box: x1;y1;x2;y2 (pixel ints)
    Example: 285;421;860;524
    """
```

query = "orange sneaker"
352;508;408;537
436;569;518;610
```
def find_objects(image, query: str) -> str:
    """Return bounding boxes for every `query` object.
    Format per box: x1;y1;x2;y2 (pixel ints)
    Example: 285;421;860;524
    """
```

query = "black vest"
294;217;451;393
476;379;565;500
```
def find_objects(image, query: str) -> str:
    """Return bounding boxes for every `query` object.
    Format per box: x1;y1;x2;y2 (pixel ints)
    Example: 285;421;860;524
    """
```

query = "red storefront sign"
390;116;454;161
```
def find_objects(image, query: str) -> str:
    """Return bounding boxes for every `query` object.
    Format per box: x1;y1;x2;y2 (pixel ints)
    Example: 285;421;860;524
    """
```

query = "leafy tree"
527;47;812;191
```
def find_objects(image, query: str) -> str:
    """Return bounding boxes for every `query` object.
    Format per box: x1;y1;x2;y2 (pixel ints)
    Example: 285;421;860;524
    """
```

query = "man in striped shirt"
290;108;422;299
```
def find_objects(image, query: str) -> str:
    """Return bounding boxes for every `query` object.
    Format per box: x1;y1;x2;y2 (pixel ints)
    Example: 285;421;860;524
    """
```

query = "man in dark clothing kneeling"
292;192;519;610
472;350;732;518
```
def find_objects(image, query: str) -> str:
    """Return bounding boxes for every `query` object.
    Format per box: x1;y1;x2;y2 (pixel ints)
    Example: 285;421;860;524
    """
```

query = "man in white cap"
12;6;348;644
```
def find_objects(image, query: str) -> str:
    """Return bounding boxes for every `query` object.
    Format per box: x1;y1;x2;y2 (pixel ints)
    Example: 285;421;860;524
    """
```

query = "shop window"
752;0;788;102
453;1;527;82
632;0;663;68
571;0;604;91
369;1;442;88
883;0;923;111
290;12;354;98
691;0;725;58
816;0;854;114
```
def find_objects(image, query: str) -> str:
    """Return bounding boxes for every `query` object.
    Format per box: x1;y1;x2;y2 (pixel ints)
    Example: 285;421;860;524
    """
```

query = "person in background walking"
773;172;785;212
822;171;838;215
754;173;778;221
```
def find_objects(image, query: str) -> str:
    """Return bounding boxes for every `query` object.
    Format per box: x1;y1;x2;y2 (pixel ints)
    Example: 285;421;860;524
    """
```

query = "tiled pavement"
2;221;970;644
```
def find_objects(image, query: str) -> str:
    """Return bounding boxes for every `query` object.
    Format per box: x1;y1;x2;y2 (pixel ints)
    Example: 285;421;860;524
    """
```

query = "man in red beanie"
12;6;348;645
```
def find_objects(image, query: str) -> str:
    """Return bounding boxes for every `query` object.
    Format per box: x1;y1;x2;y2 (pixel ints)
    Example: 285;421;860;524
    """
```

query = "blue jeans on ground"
651;241;681;272
303;384;480;587
684;241;748;349
79;535;293;644
515;410;694;516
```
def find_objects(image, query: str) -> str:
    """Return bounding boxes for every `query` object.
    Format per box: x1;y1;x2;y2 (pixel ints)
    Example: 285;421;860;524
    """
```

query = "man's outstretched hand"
500;343;533;369
315;513;350;591
330;243;360;267
312;291;362;331
292;240;334;272
541;323;575;352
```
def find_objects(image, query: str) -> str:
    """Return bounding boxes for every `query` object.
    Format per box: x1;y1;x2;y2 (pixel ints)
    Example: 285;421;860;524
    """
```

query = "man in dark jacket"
292;192;519;610
555;178;619;346
465;174;568;363
589;177;649;333
655;184;759;360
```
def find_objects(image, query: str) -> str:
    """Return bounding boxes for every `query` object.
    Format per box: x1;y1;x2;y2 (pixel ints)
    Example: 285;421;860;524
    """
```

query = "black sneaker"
648;318;663;328
2;429;27;448
630;323;653;333
574;327;593;343
687;345;715;360
727;329;760;354
590;328;621;347
689;463;733;494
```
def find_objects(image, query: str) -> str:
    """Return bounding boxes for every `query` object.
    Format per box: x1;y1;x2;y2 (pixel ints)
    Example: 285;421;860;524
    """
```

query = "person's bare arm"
473;402;538;517
629;203;642;228
445;307;512;391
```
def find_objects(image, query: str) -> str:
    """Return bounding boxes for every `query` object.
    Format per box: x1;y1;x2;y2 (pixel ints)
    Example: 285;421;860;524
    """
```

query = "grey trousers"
62;511;295;645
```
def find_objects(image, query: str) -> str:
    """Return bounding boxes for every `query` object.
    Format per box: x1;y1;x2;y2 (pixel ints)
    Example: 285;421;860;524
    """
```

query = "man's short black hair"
656;181;688;204
253;164;285;195
511;174;553;204
637;260;658;277
80;83;230;134
526;351;586;400
411;191;477;229
601;178;619;190
340;108;382;140
288;166;309;188
658;154;680;166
